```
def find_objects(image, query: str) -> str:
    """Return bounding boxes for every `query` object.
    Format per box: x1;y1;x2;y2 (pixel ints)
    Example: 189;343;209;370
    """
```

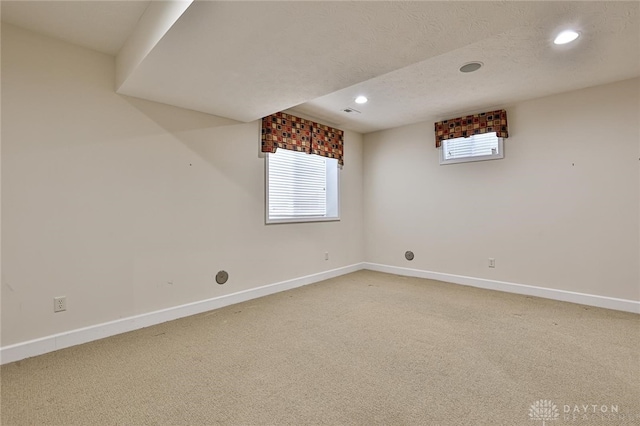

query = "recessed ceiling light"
554;30;580;45
355;96;368;104
459;62;483;73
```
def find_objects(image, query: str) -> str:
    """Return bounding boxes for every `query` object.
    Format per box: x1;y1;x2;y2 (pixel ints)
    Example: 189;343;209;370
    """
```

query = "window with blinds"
266;149;339;223
440;132;504;165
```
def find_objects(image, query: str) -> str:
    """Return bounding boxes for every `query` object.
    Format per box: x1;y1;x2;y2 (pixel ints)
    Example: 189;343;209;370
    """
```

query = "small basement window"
440;132;504;165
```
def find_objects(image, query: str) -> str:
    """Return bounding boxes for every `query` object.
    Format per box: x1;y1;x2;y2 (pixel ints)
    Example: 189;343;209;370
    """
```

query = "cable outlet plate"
54;296;67;312
488;258;496;268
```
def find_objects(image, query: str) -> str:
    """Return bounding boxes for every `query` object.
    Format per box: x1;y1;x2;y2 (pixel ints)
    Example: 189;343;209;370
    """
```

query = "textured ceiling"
2;1;639;133
118;0;539;122
292;1;640;133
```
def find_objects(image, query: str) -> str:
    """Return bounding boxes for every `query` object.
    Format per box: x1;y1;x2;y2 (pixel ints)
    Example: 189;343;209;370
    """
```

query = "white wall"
364;78;640;302
1;24;364;347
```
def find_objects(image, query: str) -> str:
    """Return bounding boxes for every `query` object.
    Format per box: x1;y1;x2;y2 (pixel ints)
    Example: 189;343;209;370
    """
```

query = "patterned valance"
311;123;344;166
262;112;344;166
434;109;508;148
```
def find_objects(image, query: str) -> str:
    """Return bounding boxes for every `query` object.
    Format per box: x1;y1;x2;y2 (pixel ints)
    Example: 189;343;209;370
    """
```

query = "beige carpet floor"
1;270;639;425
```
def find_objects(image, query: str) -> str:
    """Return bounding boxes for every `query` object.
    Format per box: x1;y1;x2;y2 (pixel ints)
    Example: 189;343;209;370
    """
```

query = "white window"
440;132;504;165
266;149;339;223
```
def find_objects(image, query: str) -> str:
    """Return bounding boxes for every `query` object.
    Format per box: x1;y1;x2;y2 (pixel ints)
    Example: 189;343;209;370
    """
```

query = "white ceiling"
2;1;639;134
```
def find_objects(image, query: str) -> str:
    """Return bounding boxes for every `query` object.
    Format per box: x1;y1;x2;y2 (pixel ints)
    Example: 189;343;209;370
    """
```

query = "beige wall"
1;25;364;346
364;78;640;302
2;23;639;349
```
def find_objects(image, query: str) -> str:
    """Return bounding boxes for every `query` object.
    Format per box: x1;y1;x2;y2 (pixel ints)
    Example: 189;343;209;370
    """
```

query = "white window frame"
265;149;340;224
439;132;504;165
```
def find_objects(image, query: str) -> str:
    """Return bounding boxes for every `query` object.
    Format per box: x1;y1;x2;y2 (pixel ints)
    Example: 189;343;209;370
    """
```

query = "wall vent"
216;270;229;285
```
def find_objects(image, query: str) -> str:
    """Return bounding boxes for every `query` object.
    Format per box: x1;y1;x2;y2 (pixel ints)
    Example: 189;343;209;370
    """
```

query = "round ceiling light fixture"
355;95;368;104
554;30;580;45
459;62;483;73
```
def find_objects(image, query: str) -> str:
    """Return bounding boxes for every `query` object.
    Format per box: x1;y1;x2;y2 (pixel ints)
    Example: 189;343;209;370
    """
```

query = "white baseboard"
3;262;637;364
0;263;364;365
363;262;640;314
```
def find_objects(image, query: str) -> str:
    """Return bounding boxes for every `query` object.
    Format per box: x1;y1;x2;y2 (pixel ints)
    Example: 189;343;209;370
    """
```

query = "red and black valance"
311;123;344;166
262;112;344;166
434;109;508;148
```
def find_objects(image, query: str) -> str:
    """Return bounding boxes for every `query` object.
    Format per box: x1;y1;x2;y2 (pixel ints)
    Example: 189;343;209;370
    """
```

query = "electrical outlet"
324;252;329;261
488;258;495;268
54;296;66;313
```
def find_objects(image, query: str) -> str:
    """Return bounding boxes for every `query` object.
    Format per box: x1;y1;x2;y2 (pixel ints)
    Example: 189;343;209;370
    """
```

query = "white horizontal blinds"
268;149;327;219
444;132;499;160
